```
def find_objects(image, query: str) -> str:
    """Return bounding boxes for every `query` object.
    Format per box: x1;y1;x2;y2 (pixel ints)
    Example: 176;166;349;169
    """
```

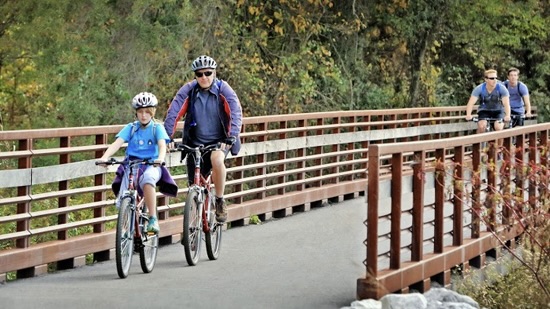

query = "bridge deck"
0;198;366;309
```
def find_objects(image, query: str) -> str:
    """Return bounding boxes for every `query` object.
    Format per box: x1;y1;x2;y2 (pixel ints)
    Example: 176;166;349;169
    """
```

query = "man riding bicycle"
164;55;243;223
503;67;532;127
465;69;511;133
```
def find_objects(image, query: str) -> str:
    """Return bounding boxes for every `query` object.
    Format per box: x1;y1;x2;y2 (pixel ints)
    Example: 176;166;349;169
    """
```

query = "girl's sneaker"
147;216;159;233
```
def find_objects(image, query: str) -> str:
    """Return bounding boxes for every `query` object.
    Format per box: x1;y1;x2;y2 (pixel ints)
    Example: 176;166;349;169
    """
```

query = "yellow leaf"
274;25;284;36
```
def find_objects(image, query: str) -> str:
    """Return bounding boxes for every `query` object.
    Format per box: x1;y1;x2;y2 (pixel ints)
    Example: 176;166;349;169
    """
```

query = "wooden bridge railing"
358;122;548;299
0;107;473;281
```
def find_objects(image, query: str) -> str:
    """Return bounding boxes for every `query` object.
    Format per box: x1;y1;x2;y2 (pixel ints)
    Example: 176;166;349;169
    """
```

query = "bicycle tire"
183;189;202;266
205;193;222;260
116;196;134;279
139;211;158;273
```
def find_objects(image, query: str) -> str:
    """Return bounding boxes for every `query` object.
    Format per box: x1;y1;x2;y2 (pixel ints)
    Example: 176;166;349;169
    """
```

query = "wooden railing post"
453;145;464;246
501;137;513;225
528;132;538;210
16;138;32;249
471;142;482;238
297;119;306;191
366;145;380;273
93;133;107;233
390;153;403;269
58;136;70;240
277;120;286;196
486;141;497;231
412;150;425;261
434;148;445;253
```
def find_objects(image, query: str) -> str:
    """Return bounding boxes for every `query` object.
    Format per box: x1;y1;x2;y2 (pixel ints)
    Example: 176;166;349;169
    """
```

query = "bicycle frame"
186;145;218;234
124;164;142;238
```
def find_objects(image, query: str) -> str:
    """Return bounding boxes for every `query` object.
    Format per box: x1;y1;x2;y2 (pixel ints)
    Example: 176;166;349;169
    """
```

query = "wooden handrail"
0;106;538;289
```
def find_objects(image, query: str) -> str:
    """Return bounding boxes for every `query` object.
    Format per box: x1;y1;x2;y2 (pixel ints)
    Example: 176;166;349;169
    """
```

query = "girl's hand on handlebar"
95;157;115;167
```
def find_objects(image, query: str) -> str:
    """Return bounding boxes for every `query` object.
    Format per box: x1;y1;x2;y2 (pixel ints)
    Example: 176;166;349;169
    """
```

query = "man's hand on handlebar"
167;138;176;150
219;136;237;151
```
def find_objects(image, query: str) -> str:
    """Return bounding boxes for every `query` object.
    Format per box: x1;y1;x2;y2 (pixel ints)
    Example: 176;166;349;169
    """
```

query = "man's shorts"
477;110;504;121
511;111;524;127
476;110;504;130
186;144;230;184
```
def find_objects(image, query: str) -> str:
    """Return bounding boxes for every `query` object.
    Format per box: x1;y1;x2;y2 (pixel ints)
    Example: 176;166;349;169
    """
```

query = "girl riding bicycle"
98;92;177;233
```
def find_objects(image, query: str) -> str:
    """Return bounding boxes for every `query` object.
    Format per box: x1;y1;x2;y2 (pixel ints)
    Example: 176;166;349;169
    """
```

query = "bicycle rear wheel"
116;196;134;279
205;194;222;260
139;212;158;273
183;189;202;266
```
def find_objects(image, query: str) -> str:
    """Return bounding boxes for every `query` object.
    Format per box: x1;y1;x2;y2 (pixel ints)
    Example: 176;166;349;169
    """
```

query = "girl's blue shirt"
116;121;170;160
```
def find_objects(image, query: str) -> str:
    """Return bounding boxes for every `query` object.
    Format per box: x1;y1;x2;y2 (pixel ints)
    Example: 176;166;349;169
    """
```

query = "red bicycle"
95;158;159;278
176;143;223;266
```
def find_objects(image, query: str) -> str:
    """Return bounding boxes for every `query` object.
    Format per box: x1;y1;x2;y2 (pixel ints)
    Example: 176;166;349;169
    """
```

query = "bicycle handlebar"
174;143;220;154
95;158;164;166
470;117;504;123
511;114;537;120
169;137;236;153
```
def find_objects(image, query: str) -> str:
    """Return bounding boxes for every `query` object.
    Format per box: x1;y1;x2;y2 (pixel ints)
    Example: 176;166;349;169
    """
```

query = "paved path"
0;197;367;309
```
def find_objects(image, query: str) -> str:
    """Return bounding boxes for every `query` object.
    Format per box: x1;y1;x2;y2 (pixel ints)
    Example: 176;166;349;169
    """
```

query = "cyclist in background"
465;69;511;133
164;55;243;223
98;92;176;233
503;67;532;127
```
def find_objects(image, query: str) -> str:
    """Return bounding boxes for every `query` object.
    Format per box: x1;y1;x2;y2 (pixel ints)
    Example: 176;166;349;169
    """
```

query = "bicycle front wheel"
205;194;222;260
116;196;134;279
182;189;203;266
139;213;159;273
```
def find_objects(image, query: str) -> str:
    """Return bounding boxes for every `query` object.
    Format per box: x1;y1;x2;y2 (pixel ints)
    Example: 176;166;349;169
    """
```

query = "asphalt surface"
0;197;367;309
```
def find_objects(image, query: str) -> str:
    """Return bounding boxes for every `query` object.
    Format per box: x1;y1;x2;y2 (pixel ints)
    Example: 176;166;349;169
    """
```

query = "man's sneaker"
215;197;227;222
147;216;160;234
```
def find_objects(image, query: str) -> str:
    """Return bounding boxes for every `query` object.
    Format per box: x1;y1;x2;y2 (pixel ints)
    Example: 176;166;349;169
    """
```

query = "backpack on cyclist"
502;80;525;98
479;82;502;103
129;120;159;142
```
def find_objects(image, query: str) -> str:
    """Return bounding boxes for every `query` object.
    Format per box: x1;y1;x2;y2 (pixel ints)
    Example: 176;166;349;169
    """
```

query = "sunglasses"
195;71;214;78
485;77;497;80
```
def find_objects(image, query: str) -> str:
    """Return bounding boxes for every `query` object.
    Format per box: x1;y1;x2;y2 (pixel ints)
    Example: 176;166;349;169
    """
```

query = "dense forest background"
1;0;549;130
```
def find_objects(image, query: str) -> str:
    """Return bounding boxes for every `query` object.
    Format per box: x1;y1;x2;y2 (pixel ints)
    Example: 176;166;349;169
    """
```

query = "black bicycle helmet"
191;55;217;71
131;92;158;110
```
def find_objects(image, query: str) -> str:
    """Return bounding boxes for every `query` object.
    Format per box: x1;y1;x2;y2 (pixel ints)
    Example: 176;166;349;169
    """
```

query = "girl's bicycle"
175;143;223;266
95;158;159;278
